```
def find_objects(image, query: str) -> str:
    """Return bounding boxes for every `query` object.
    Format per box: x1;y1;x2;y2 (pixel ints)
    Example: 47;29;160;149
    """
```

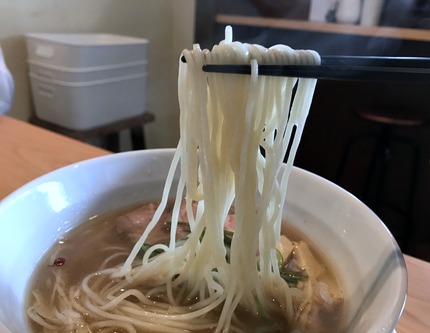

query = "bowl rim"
291;166;408;332
0;148;408;333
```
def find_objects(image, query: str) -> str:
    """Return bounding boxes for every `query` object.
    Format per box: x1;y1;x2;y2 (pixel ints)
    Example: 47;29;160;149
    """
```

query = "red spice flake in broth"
52;257;66;266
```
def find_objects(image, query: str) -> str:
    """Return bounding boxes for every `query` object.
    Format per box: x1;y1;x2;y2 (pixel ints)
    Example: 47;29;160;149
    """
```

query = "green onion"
223;230;234;247
280;270;308;287
140;243;165;259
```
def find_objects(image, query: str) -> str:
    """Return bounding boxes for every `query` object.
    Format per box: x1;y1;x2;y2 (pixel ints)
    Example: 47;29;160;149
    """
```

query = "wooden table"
1;115;429;332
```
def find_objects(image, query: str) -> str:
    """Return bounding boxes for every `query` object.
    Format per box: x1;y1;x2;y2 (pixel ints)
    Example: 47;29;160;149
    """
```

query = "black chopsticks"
200;56;430;83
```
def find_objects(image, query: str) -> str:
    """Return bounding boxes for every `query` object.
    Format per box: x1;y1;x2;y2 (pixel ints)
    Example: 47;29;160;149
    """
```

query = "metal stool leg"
363;126;392;211
335;136;356;184
335;130;383;187
396;137;421;251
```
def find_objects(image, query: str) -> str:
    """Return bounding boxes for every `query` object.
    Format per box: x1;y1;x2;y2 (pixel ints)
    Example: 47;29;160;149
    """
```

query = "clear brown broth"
26;201;345;333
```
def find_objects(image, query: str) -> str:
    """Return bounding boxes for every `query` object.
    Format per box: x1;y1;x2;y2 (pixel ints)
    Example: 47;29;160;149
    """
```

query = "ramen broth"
26;201;346;333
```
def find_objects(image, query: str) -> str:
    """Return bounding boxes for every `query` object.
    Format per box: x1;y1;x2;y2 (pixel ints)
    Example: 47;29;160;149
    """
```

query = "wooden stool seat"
30;112;155;152
356;108;427;127
336;107;427;251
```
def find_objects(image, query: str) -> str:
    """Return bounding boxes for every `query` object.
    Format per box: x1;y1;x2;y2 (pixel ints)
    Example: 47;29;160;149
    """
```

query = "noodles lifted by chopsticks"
120;25;320;331
28;26;321;333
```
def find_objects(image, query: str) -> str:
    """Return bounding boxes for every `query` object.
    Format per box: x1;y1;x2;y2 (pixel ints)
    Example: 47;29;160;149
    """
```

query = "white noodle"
28;26;320;333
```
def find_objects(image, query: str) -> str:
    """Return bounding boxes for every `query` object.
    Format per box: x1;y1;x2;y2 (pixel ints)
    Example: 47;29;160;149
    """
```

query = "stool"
29;112;155;152
335;107;426;251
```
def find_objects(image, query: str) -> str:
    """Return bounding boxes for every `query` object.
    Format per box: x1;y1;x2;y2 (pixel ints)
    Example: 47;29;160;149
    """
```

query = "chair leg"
335;135;362;185
335;132;378;186
105;133;120;152
130;126;146;150
362;126;392;210
401;141;421;251
335;138;354;185
372;127;392;212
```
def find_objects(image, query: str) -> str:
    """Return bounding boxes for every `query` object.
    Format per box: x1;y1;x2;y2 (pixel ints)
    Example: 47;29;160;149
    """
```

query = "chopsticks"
200;56;430;83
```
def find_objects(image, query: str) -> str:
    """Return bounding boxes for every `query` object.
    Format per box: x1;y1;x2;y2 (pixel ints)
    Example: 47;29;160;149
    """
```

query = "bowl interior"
0;149;406;332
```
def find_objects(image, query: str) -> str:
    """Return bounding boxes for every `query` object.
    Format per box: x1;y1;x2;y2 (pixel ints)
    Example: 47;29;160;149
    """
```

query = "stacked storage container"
26;33;149;130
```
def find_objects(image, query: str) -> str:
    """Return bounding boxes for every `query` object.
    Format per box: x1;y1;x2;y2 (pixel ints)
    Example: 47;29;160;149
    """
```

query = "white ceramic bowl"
0;149;407;332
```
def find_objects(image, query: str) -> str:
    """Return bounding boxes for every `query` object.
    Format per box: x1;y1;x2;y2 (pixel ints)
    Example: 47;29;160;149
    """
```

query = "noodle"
28;26;324;333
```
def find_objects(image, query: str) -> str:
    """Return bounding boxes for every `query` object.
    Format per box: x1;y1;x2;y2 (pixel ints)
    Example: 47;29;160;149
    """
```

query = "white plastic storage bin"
26;33;149;68
29;73;147;130
27;59;147;83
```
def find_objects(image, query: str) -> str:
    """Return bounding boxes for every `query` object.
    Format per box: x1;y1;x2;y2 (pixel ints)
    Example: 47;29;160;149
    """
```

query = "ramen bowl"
0;149;407;332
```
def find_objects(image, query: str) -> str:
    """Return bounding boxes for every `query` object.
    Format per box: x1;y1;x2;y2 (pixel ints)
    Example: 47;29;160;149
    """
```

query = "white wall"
0;0;195;148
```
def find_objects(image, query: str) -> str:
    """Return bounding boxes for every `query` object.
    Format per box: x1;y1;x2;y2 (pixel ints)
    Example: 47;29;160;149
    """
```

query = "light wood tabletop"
0;115;429;332
216;14;430;42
